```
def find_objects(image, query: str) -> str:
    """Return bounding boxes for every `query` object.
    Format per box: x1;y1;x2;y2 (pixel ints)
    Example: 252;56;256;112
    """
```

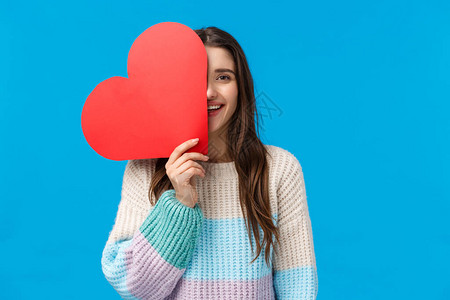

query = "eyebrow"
214;68;236;75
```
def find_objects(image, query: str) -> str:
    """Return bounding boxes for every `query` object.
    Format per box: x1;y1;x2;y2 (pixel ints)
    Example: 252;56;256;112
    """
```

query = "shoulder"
121;159;157;212
124;158;157;185
263;144;303;174
263;144;305;193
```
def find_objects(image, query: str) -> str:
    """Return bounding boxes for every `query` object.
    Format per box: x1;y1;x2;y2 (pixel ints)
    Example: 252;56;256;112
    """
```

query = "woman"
101;26;318;299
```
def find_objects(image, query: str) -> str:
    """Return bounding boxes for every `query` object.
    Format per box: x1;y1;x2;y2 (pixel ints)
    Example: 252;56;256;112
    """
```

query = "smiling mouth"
208;104;224;116
208;104;224;112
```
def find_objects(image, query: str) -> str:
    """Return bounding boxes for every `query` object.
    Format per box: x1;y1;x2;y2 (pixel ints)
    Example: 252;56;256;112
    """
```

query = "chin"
208;125;223;134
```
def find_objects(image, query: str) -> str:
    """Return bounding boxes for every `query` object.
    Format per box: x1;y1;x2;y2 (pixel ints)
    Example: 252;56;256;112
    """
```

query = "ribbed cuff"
139;189;204;269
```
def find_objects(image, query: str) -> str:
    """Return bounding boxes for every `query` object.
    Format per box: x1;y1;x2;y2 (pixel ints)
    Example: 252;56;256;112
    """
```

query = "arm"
272;153;318;299
101;159;204;300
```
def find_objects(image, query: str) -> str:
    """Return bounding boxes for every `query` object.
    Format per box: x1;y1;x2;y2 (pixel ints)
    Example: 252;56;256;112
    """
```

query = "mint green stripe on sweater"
139;189;204;270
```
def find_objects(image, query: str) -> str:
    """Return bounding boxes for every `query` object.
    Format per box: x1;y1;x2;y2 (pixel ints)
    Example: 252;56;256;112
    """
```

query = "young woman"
101;26;318;299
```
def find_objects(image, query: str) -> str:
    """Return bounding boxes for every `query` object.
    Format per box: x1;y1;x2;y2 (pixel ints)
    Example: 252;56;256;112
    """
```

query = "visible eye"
217;75;231;80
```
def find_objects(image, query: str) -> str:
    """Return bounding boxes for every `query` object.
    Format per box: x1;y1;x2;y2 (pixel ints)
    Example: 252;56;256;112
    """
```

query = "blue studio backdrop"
1;0;449;299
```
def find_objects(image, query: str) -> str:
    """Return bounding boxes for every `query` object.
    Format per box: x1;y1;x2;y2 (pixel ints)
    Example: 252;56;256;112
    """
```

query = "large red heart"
81;22;208;161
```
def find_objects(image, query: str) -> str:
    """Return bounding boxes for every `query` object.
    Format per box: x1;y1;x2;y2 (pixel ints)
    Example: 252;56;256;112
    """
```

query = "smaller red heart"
81;22;208;161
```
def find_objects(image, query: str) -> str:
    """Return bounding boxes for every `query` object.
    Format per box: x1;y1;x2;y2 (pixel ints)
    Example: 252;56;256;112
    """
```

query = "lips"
207;101;224;106
208;104;224;116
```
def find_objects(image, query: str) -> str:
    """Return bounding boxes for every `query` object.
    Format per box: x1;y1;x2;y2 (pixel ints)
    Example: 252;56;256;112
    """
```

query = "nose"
207;80;217;100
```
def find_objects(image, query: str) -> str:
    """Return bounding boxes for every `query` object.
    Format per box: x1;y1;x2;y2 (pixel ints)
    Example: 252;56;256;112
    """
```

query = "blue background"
1;0;449;299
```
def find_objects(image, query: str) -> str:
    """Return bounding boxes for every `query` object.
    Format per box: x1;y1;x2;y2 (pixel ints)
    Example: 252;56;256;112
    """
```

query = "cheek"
226;96;238;118
232;89;239;110
226;84;238;106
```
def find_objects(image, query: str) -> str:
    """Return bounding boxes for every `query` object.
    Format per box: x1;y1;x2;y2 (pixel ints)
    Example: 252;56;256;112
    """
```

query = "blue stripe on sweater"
101;239;141;300
273;265;318;299
182;214;279;280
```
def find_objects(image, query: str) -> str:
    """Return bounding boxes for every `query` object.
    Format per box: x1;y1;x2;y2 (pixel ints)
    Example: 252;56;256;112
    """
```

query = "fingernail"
204;156;209;159
192;138;199;142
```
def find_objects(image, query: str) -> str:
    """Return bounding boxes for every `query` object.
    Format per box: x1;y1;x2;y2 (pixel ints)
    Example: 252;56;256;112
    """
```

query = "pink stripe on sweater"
124;230;186;299
165;273;275;299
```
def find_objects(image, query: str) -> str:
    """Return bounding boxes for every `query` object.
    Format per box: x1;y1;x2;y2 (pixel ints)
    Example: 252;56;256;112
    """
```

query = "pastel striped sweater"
101;144;318;299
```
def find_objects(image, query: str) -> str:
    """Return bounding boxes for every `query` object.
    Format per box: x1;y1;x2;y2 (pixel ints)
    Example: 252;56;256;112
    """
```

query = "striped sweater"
101;144;318;299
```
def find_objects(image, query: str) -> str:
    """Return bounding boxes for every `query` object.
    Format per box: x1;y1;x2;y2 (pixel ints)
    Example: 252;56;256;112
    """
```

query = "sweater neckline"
198;160;237;179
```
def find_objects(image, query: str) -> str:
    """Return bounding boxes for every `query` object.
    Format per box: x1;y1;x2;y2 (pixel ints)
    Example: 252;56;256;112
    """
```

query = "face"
206;46;238;135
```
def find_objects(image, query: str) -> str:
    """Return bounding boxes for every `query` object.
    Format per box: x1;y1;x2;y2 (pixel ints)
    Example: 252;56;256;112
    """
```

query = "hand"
165;138;209;208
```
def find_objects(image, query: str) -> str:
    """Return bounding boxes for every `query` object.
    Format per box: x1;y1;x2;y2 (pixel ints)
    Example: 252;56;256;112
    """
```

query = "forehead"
206;46;235;71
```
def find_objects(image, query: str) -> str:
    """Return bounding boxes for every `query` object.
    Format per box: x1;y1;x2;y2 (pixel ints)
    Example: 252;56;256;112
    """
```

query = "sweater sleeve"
101;159;204;300
272;153;318;299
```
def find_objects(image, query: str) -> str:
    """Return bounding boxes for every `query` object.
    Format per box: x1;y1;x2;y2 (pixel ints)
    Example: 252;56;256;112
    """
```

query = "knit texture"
101;145;318;299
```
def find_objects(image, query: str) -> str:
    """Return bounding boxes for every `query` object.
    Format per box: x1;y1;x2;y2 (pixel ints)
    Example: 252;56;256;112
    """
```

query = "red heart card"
81;22;208;161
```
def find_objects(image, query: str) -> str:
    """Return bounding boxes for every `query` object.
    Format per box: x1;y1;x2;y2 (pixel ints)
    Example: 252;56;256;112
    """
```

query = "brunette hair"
148;26;280;267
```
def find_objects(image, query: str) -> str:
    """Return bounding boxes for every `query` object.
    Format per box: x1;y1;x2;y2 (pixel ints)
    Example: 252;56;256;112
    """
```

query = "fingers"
176;160;206;176
166;138;200;168
182;166;205;179
172;152;209;170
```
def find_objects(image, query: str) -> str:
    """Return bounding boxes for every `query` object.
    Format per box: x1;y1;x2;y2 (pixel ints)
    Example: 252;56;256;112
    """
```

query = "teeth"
208;105;222;110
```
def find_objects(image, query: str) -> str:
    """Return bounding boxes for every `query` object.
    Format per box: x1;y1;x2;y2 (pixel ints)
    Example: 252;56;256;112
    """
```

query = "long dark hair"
148;26;280;267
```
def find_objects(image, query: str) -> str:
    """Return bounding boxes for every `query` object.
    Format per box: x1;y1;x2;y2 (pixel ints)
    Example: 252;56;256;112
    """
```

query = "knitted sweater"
101;144;318;299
